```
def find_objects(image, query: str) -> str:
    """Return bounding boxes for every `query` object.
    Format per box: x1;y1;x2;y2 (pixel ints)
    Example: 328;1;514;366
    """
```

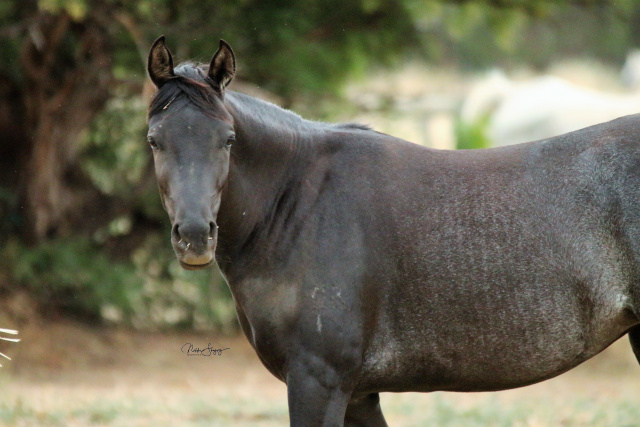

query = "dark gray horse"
146;36;640;426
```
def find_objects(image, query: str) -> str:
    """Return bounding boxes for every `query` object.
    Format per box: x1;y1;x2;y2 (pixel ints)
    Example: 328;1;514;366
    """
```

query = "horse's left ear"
208;39;235;91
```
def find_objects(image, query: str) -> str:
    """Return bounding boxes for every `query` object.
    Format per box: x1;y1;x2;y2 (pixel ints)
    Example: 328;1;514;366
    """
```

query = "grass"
0;396;289;426
1;389;638;426
381;393;640;427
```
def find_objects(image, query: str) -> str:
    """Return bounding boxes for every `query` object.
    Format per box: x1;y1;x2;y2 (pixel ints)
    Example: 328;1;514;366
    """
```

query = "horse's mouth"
179;258;215;270
175;244;216;270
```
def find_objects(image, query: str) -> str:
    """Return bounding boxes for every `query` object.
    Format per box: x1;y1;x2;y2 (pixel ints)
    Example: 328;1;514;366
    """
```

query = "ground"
1;321;639;426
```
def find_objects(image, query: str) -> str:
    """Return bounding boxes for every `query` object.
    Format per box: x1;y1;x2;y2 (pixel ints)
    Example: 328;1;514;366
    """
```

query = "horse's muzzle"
172;220;217;270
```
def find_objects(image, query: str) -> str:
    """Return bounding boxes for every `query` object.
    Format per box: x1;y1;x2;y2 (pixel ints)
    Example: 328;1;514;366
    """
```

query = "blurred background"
2;1;640;425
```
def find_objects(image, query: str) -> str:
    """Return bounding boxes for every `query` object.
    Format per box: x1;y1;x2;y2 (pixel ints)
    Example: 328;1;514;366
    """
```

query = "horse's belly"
360;338;577;393
360;336;595;393
358;298;632;393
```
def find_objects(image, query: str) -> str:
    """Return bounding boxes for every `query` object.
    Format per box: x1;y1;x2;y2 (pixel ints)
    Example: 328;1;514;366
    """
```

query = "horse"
146;36;640;426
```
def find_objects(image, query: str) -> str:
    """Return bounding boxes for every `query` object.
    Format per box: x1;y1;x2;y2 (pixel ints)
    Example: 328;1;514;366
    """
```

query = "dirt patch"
1;321;639;426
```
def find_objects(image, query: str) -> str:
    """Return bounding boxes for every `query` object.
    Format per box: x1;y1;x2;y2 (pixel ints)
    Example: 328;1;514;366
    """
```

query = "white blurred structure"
621;50;640;88
0;328;20;366
344;64;463;149
461;51;640;147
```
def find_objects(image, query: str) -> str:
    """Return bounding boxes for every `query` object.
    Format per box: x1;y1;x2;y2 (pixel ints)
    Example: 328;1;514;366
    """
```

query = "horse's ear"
208;39;235;91
148;36;175;88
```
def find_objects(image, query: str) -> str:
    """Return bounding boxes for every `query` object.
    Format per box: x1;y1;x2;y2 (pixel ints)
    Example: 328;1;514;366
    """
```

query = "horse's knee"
286;360;352;427
344;393;388;427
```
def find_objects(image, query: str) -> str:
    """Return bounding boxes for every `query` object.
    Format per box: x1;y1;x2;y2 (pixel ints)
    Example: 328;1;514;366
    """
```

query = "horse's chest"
232;277;301;375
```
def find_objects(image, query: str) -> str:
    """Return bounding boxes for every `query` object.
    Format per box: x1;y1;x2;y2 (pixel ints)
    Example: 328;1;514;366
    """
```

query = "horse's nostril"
175;220;212;248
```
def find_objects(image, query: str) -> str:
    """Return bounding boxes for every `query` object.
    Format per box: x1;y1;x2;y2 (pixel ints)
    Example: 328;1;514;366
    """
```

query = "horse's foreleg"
628;325;640;365
286;358;352;427
344;393;388;427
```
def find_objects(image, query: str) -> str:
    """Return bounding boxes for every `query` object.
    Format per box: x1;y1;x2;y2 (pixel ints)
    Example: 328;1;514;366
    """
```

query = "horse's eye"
147;136;159;150
225;135;235;148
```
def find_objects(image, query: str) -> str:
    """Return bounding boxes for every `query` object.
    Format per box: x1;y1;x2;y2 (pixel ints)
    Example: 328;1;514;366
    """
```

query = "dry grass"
1;322;639;426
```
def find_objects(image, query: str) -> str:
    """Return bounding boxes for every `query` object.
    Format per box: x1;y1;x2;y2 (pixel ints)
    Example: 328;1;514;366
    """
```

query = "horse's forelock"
174;62;207;82
148;62;226;120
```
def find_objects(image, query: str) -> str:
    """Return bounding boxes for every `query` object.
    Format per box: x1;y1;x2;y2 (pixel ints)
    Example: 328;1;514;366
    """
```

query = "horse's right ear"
148;36;175;88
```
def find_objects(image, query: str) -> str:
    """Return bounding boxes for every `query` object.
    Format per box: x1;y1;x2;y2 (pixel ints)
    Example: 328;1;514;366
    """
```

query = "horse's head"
147;36;235;270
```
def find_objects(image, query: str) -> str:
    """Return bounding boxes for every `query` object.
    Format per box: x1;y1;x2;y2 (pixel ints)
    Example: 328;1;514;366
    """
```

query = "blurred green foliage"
4;237;141;322
80;96;149;197
455;115;491;150
1;234;235;331
19;0;637;99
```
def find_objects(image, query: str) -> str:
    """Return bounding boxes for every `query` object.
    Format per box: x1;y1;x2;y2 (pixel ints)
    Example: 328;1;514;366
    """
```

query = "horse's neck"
216;92;322;270
226;91;313;137
225;91;319;179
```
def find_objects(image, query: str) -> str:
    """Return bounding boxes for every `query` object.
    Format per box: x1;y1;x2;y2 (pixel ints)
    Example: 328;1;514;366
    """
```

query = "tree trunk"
18;11;114;242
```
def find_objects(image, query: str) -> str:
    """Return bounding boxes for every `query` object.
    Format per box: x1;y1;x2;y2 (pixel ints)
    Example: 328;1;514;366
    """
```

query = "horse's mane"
335;123;372;131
